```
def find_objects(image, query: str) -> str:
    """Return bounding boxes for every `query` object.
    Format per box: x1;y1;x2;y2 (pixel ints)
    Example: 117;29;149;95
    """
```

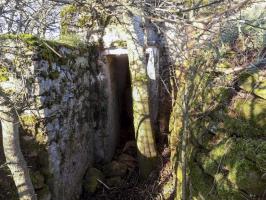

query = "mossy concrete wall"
0;34;109;200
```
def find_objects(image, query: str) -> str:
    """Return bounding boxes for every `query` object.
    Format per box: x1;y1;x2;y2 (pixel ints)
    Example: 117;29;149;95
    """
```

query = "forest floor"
0;133;174;200
82;140;175;200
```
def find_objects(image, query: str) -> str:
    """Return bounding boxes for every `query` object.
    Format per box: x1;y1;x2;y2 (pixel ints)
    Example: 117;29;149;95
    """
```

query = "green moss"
232;97;266;127
197;153;219;176
0;34;39;47
35;131;48;145
21;115;37;126
110;40;127;48
210;110;265;138
83;168;104;193
239;71;266;99
228;159;265;195
77;15;92;28
215;175;243;200
60;5;77;18
189;164;217;199
0;65;9;82
58;34;84;47
209;138;266;195
48;70;60;80
60;5;78;35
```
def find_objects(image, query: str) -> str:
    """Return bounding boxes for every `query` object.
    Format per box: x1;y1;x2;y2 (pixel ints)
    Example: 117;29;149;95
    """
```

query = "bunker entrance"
108;55;135;150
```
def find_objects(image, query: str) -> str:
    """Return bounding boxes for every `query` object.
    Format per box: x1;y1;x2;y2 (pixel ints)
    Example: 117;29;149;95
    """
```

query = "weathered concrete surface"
0;35;108;200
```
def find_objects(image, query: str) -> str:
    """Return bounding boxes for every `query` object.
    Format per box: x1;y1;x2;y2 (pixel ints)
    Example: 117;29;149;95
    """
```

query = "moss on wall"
169;41;266;199
0;65;9;82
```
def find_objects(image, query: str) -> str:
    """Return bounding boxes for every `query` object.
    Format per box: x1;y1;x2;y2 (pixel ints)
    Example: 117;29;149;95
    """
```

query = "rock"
189;164;216;199
118;154;137;169
261;173;266;180
215;174;243;200
239;70;266;99
106;176;122;187
123;141;136;153
83;168;104;194
227;162;266;195
31;171;45;189
209;138;266;195
103;161;128;177
231;97;266;128
196;153;219;176
22;135;34;141
38;185;51;200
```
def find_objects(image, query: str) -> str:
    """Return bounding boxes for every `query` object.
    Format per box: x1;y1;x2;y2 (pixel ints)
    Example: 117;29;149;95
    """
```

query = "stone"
118;154;137;169
106;176;122;187
189;164;216;199
103;161;128;177
38;185;51;200
232;97;266;128
239;71;266;99
30;171;45;189
209;138;266;195
83;168;104;194
196;153;219;176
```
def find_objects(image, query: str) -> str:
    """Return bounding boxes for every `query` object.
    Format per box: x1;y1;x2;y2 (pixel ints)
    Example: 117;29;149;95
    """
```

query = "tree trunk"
1;113;36;200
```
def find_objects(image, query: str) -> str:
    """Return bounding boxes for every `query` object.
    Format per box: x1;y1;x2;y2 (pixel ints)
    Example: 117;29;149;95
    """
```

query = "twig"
97;178;111;190
42;41;63;58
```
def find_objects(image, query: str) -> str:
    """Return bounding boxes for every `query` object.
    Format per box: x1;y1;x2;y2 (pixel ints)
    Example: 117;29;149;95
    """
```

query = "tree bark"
1;112;36;200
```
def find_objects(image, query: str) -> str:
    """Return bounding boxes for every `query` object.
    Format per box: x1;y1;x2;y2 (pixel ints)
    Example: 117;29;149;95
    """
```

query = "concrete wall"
0;35;109;200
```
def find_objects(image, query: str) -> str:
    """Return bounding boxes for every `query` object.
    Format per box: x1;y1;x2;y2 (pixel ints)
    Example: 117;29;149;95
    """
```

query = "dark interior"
108;55;135;150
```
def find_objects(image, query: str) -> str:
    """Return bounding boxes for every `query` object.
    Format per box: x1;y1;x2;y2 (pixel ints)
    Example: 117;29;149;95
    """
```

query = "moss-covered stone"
0;65;9;82
209;138;266;195
239;70;266;99
37;184;51;200
197;153;219;176
83;168;104;194
232;97;266;128
189;164;217;200
0;33;39;47
110;40;127;48
48;70;60;80
103;161;127;177
30;171;45;189
209;110;265;138
215;174;243;200
21;115;37;126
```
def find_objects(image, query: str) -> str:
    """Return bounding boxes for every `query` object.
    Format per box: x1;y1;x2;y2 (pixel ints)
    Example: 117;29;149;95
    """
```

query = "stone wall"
170;42;266;199
0;34;108;200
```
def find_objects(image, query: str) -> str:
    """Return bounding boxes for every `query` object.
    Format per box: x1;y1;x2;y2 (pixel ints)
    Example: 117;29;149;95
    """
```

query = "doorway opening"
108;55;135;151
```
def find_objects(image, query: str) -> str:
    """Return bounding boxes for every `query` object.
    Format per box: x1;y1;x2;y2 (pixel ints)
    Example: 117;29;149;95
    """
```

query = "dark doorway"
108;55;135;150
